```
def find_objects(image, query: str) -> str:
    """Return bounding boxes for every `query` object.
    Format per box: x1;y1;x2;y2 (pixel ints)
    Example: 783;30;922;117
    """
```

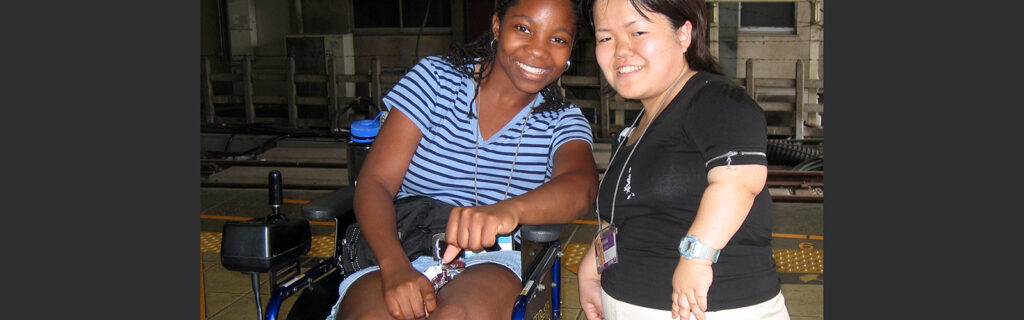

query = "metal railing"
202;57;822;139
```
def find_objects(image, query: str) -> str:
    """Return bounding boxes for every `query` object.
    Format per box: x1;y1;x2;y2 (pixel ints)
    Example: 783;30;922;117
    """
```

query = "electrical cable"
204;98;379;159
414;0;433;64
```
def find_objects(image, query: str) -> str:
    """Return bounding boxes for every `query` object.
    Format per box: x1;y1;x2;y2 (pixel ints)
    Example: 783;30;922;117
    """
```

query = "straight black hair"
593;0;722;75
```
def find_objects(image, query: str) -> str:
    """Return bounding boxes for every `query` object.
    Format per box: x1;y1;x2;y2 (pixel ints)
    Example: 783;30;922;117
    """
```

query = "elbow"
575;173;599;217
552;170;598;219
586;175;599;206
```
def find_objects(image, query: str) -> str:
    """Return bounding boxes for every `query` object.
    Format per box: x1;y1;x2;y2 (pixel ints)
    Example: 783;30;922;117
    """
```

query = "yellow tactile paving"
200;232;221;253
562;243;589;274
200;232;335;258
309;235;335;258
560;243;823;275
772;248;823;274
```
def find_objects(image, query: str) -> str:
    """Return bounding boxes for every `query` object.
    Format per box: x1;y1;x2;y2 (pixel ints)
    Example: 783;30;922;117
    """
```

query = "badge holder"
594;225;618;273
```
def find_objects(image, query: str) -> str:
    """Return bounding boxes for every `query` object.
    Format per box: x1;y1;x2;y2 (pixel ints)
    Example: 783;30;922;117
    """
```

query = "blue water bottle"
347;112;382;186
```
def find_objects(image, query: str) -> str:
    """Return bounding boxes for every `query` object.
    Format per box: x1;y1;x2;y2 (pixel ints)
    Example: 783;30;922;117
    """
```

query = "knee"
428;304;470;320
339;310;389;320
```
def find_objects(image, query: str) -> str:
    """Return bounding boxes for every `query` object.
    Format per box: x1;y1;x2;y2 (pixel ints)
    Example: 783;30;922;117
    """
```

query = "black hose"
203;125;332;158
792;156;824;171
766;139;823;167
204;99;384;159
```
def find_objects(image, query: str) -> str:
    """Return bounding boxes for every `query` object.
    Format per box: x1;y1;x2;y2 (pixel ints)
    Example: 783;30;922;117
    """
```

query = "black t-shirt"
597;71;780;311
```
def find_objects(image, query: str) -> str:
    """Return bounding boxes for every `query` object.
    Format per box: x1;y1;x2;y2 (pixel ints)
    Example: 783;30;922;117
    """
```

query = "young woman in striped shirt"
328;0;598;319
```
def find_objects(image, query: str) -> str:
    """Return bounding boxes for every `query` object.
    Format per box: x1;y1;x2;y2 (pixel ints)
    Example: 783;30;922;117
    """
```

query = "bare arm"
687;164;767;248
671;163;767;320
443;139;599;260
504;139;599;224
351;108;439;318
352;108;422;271
578;220;610;320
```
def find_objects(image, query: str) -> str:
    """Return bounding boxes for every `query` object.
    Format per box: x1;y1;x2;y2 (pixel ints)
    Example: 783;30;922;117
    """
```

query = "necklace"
472;87;537;205
596;68;692;225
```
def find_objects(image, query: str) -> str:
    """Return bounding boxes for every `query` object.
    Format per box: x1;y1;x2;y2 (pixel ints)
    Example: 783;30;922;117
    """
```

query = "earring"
564;59;572;71
491;38;497;50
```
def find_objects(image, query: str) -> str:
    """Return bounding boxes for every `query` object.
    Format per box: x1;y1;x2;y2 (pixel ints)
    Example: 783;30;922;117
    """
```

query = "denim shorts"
324;250;521;320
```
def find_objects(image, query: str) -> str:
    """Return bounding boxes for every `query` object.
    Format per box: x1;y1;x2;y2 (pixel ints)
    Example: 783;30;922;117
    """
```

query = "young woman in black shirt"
579;0;790;319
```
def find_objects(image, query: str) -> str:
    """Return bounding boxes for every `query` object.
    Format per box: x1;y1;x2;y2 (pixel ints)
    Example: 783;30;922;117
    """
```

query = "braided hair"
442;0;584;115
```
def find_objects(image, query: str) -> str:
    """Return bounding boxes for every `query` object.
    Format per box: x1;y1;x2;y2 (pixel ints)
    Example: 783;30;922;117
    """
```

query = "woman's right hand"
379;264;437;319
579;242;605;320
580;277;604;320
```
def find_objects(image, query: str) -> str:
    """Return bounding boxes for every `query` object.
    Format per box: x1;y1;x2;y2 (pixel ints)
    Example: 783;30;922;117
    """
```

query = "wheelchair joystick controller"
220;170;311;320
267;170;285;222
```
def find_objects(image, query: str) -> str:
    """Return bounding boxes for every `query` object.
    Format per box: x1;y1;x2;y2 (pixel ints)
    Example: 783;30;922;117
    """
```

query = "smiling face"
593;0;692;106
490;0;576;95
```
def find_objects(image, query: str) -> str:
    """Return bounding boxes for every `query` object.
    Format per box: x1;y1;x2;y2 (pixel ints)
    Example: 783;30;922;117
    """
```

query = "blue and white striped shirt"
384;56;594;207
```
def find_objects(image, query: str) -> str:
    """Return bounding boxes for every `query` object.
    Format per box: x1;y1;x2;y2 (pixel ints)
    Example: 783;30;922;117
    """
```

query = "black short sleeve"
683;80;768;170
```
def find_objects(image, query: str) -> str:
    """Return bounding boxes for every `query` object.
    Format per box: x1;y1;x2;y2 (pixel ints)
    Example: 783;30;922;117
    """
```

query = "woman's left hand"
442;203;520;263
670;257;713;320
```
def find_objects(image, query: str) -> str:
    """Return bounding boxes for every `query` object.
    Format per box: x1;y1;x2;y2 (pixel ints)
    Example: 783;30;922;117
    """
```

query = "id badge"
594;225;619;273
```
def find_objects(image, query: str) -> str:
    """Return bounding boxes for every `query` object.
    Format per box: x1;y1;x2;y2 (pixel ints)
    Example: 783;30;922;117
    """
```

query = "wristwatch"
678;235;720;263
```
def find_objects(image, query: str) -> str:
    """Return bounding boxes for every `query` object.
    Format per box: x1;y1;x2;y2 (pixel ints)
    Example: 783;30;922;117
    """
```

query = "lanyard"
471;87;538;205
596;69;692;226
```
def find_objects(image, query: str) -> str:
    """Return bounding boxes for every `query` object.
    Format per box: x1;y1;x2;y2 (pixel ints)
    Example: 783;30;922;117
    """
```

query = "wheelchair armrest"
301;187;355;221
301;188;564;241
520;224;564;243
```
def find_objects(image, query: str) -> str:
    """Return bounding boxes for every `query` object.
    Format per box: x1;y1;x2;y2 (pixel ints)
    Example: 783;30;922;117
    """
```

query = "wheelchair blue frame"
511;240;562;320
263;256;341;320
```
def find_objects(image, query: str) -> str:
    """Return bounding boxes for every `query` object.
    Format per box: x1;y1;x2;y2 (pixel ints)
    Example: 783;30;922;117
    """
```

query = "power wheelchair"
221;170;567;320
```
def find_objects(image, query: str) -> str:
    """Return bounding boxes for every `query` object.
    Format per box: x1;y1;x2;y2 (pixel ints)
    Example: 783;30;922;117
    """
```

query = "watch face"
680;238;694;256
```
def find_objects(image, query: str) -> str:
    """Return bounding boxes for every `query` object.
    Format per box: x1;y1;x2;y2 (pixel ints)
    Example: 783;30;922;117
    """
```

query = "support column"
794;60;805;140
226;0;258;58
451;0;466;45
202;58;216;124
329;55;340;133
716;1;740;79
809;0;823;80
287;57;298;127
293;0;304;34
599;74;610;139
371;56;383;113
708;2;719;59
243;56;255;124
806;0;823;128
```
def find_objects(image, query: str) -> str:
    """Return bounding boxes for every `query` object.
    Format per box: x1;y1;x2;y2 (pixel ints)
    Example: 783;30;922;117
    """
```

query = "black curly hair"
442;0;585;116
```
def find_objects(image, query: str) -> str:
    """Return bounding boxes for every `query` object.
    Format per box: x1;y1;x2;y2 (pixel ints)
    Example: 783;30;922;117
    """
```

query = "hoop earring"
564;60;572;71
490;38;497;50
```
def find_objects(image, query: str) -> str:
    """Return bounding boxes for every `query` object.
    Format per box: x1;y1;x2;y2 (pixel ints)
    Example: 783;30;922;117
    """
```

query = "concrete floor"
199;142;823;320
